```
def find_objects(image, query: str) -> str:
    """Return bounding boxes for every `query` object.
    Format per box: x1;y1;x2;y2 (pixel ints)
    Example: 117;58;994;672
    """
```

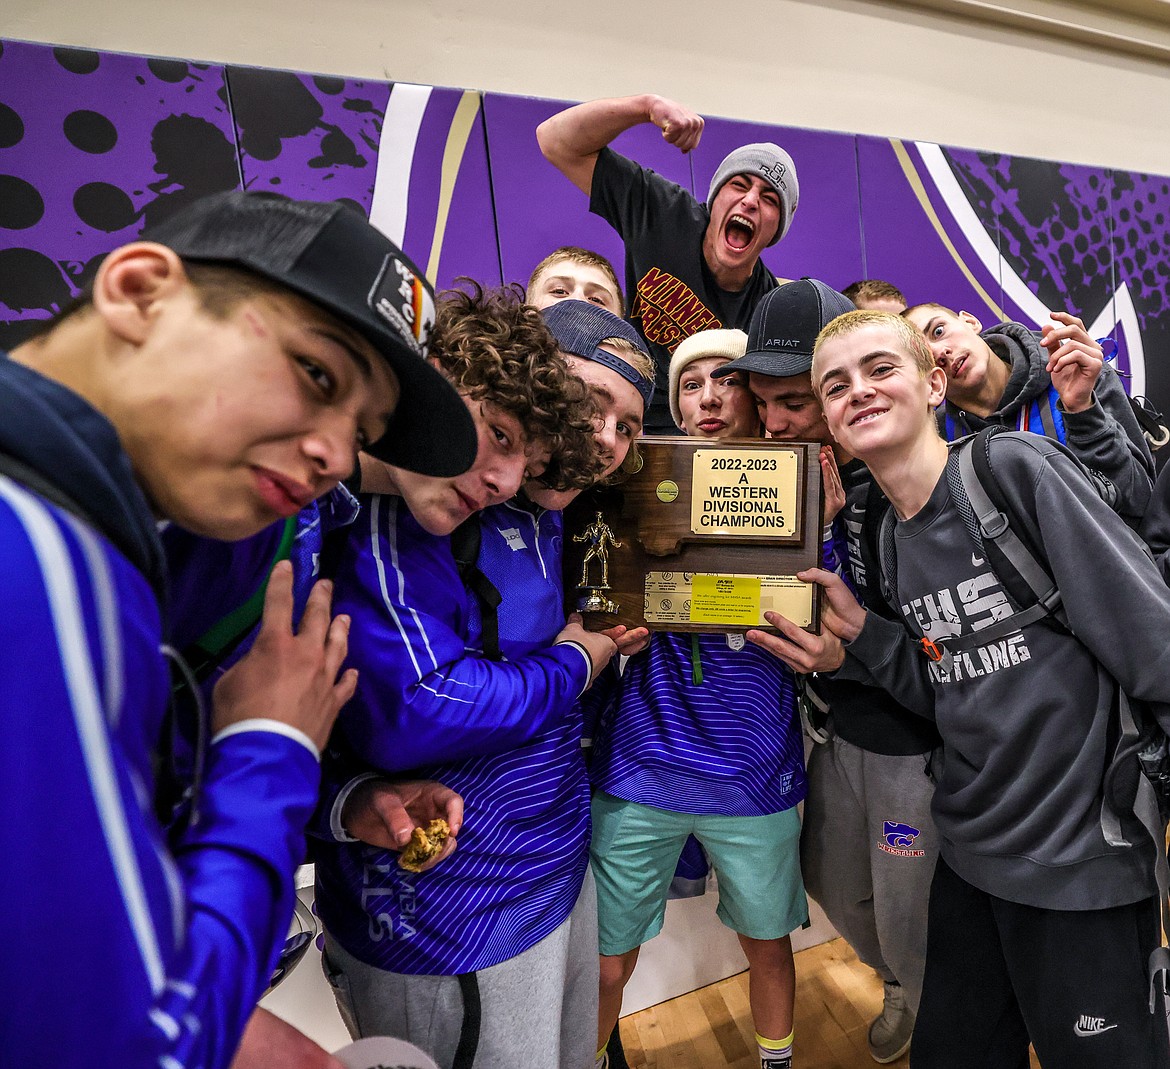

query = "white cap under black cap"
143;191;477;477
712;279;855;379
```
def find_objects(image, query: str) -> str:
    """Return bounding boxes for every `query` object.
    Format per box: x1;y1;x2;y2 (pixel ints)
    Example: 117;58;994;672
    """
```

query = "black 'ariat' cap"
713;278;854;380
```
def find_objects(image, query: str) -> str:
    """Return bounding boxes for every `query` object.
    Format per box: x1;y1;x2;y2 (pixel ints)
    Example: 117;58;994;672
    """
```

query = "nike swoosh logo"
1073;1023;1119;1037
972;553;986;567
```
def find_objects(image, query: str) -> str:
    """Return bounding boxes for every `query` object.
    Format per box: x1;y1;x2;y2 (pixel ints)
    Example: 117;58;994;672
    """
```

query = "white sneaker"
868;981;914;1063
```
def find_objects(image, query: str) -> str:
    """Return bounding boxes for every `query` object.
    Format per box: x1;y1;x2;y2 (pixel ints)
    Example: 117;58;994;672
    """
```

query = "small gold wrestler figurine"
574;511;621;614
575;511;622;589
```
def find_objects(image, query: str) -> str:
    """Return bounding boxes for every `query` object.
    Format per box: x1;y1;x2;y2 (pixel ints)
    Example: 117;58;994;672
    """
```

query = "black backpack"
874;425;1170;1010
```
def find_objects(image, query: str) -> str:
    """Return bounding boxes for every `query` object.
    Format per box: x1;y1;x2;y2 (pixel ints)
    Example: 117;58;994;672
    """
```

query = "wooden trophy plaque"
563;436;824;633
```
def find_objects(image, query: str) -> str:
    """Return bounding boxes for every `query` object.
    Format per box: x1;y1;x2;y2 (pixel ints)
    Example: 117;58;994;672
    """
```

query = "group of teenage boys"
5;83;1170;1069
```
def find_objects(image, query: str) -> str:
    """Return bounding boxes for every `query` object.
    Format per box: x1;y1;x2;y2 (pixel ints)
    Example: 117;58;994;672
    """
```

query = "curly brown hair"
430;282;604;491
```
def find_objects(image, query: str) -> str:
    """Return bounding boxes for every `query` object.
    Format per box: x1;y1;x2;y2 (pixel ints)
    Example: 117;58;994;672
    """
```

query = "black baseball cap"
712;278;854;380
143;191;477;477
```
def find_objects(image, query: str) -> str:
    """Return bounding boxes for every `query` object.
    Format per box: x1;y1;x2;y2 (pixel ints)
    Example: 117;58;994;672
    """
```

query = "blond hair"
601;336;655;384
812;309;935;392
526;246;624;315
842;278;906;309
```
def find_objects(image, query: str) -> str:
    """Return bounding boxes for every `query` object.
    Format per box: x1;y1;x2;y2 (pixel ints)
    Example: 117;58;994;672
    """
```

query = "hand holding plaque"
563;436;824;633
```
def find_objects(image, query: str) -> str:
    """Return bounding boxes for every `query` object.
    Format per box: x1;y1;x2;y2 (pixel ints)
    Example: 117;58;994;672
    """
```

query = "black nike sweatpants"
911;856;1170;1069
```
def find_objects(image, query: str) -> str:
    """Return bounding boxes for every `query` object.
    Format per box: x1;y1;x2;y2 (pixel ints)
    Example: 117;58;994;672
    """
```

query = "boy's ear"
92;242;189;345
927;363;948;408
958;309;984;333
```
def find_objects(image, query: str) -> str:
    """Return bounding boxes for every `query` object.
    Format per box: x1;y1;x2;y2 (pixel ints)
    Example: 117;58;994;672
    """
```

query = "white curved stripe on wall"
369;83;433;247
916;141;1144;393
1088;283;1145;399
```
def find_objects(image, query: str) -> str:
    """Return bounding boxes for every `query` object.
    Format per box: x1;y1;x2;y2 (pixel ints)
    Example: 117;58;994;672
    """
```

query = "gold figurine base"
576;587;619;616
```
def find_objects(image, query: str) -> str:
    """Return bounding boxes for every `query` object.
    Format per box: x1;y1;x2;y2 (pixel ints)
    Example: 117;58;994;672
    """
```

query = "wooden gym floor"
619;937;1041;1069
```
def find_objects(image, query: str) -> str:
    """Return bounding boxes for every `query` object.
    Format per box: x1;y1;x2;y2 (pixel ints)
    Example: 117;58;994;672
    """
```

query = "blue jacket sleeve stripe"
369;496;441;679
371;496;510;700
64;512;126;726
0;477;168;996
371;495;487;698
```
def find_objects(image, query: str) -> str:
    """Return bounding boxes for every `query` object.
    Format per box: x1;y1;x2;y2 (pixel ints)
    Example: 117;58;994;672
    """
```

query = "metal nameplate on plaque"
690;448;800;538
644;571;814;629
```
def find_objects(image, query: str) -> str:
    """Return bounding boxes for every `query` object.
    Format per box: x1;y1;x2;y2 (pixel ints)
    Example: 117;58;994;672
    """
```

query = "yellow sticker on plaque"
691;448;799;536
690;574;761;625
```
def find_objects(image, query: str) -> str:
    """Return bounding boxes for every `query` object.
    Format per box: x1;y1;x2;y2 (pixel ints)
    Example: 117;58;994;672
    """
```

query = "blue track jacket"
0;355;321;1068
317;495;592;973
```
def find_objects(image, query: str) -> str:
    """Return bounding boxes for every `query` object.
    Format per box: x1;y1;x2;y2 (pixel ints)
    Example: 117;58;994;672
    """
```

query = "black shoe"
607;1022;630;1069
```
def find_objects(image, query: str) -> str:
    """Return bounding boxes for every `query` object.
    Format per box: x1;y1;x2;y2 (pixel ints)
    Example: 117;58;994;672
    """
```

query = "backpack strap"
450;515;503;662
886;429;1069;669
1131;394;1170;452
958;426;1067;629
877;500;898;610
1018;385;1066;444
860;476;894;612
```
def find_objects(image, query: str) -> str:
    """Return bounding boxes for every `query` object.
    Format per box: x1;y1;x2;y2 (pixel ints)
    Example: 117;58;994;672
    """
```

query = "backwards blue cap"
541;300;654;411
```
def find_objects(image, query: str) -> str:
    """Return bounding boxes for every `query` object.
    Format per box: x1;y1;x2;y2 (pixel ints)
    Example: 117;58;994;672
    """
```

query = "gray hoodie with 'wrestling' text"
841;432;1170;911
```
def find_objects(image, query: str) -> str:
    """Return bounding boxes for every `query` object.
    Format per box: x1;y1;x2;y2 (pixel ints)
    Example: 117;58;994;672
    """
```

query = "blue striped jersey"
589;629;806;816
317;497;591;974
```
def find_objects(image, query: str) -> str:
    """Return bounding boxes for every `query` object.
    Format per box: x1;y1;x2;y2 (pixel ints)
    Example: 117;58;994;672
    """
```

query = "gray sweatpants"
322;868;599;1069
800;735;938;1013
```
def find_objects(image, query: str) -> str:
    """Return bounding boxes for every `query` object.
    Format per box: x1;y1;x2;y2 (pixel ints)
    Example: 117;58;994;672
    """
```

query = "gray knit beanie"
706;143;799;245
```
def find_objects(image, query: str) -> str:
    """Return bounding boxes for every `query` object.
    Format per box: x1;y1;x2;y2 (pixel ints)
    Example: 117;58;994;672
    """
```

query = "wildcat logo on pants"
880;820;926;857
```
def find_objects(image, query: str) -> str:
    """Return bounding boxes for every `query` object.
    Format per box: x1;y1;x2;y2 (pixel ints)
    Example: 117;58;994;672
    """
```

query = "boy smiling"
762;309;1170;1069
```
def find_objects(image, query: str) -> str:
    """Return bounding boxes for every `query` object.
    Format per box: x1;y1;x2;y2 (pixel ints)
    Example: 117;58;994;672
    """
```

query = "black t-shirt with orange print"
590;147;776;432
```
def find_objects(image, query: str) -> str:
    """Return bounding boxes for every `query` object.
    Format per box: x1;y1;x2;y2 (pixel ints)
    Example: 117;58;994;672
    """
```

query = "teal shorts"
589;792;808;956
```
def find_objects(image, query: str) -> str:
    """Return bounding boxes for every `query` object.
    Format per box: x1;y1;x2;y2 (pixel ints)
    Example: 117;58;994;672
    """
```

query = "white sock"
757;1029;793;1068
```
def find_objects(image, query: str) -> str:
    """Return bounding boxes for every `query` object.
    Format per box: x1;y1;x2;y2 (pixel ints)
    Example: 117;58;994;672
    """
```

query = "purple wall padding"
483;92;692;295
227;65;389;214
394;85;501;292
3;36;1170;420
0;40;237;341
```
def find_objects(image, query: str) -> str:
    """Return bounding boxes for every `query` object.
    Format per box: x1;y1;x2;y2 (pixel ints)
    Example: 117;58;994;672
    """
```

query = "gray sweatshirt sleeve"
838;609;937;719
1002;435;1170;729
1060;364;1154;525
1139;460;1170;584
